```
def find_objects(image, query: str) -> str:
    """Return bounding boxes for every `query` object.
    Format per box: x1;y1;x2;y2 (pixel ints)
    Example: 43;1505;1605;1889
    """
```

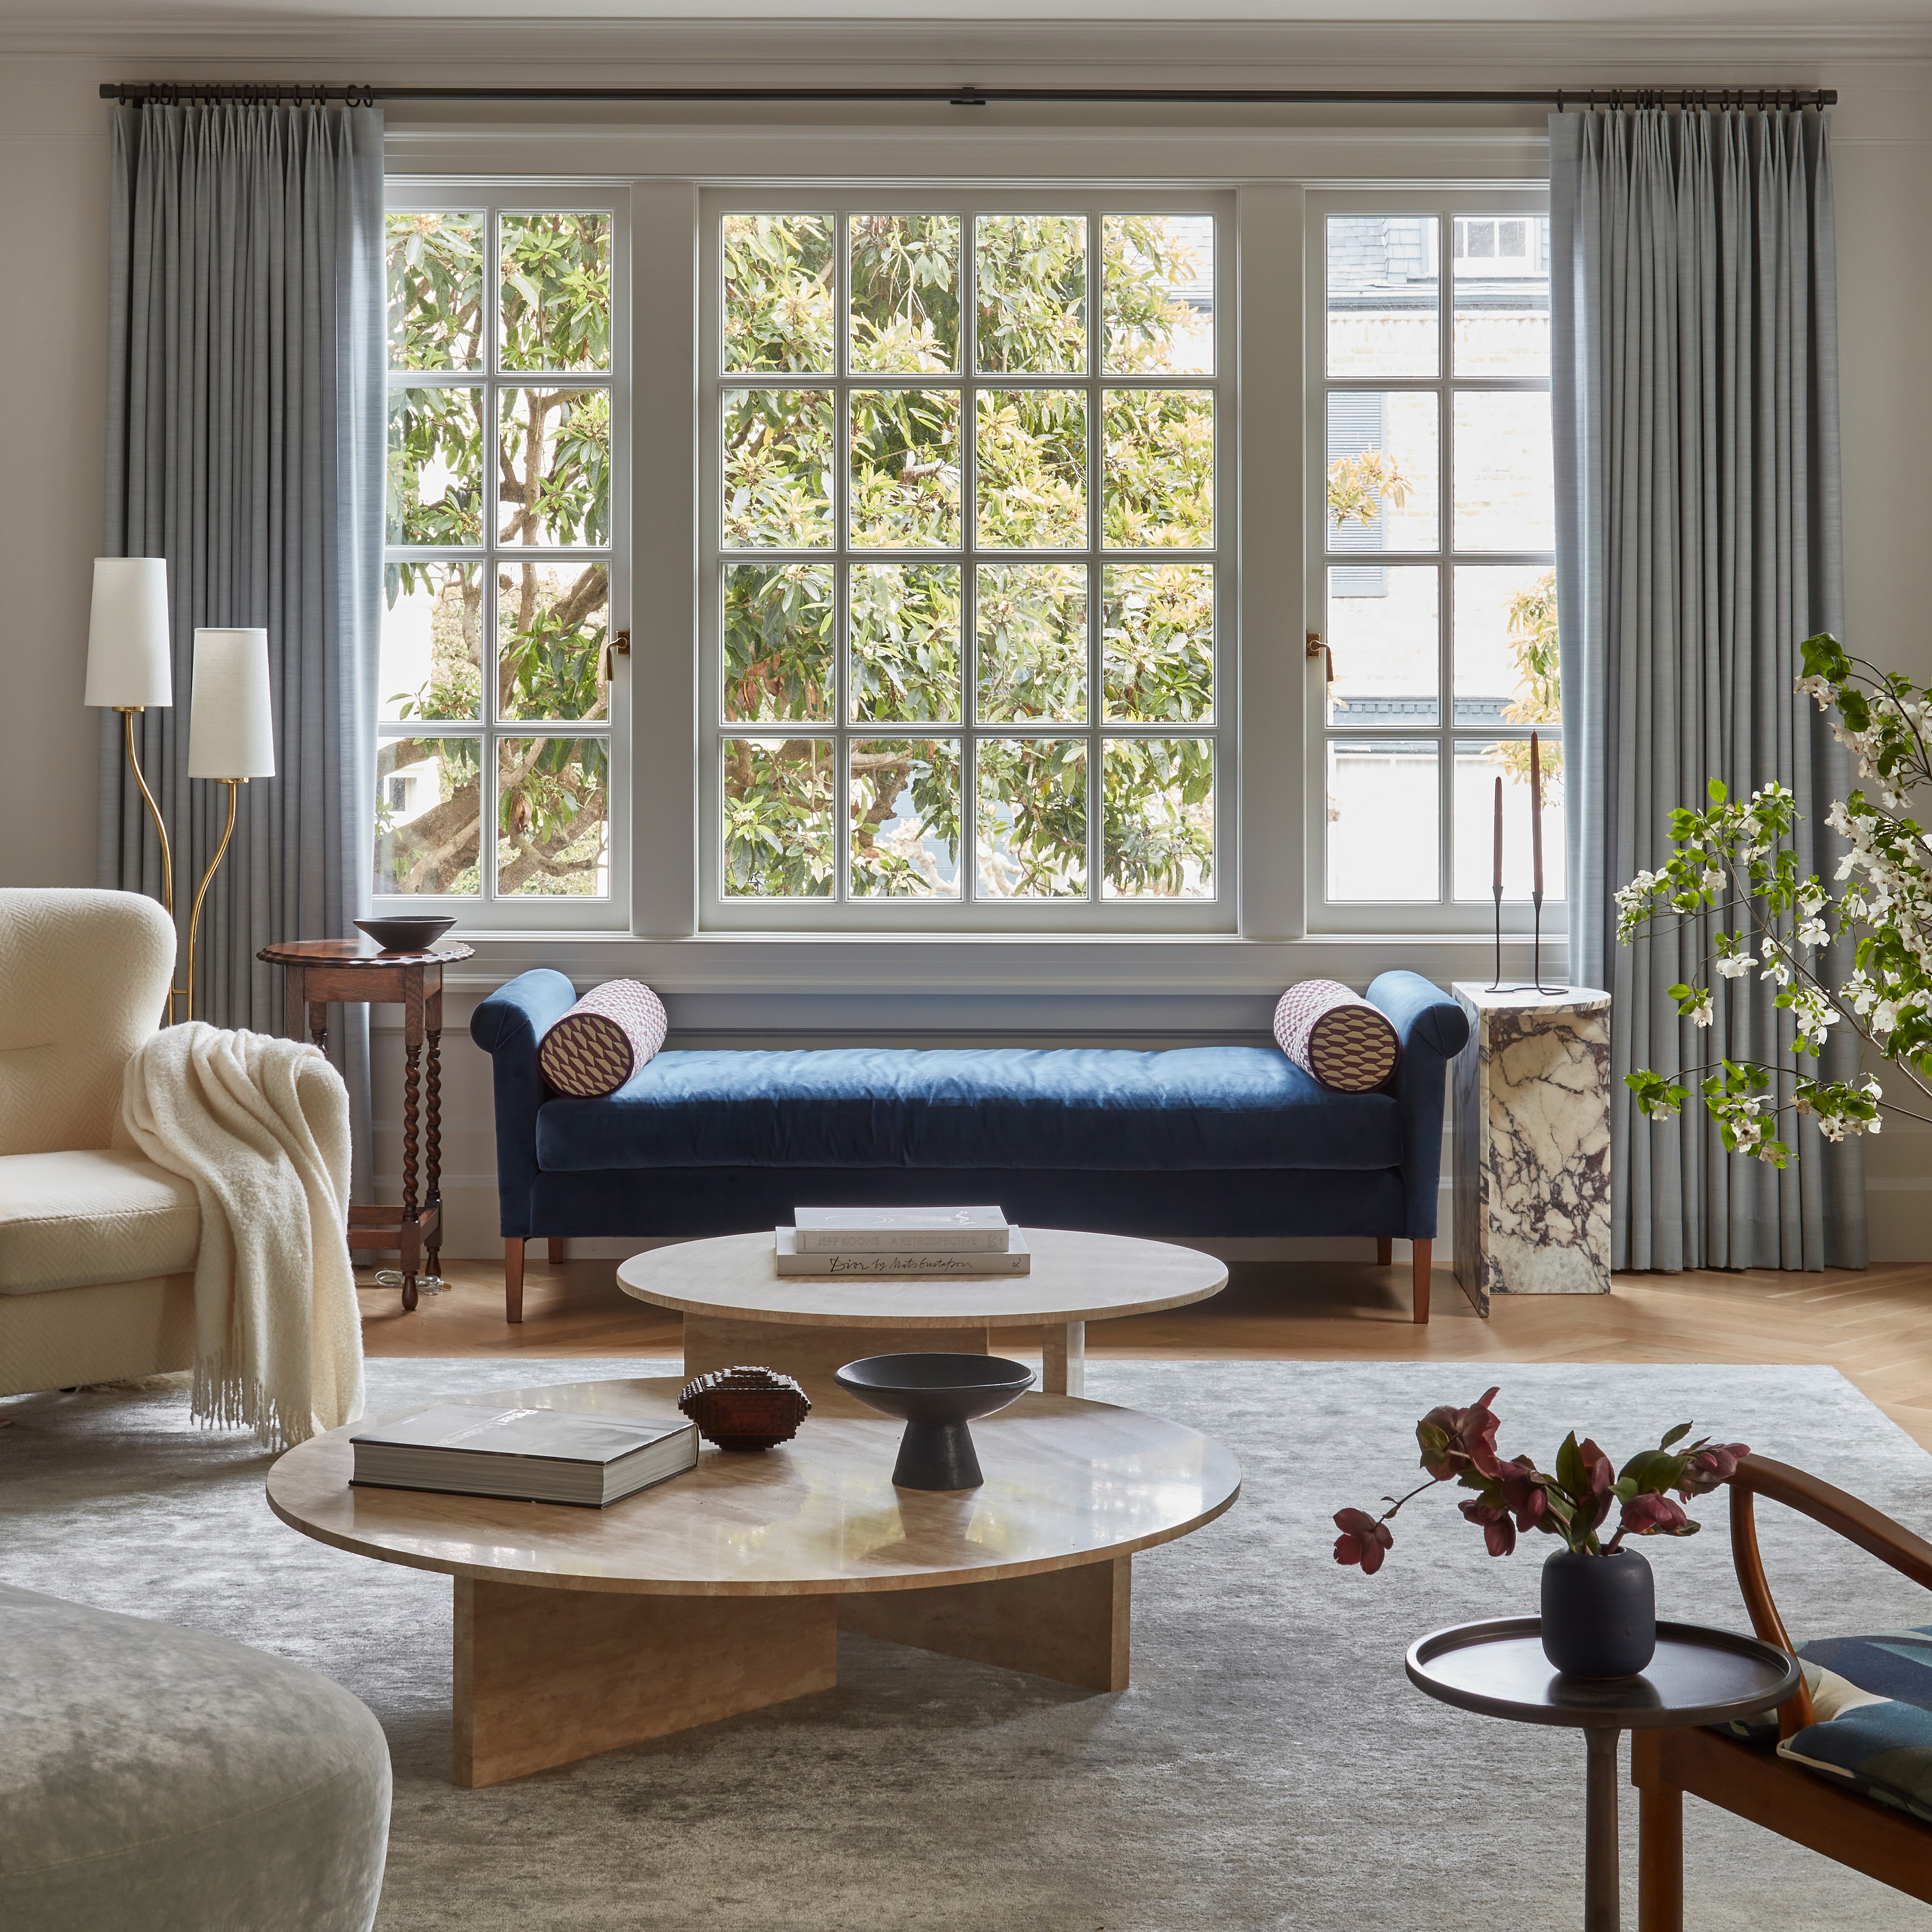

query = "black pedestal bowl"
833;1353;1035;1491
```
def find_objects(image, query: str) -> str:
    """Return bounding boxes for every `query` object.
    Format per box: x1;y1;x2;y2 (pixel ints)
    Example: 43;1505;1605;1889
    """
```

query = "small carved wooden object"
679;1365;811;1451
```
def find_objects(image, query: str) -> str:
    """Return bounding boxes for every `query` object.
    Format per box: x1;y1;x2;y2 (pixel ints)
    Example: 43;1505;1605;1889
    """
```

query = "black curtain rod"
100;82;1838;110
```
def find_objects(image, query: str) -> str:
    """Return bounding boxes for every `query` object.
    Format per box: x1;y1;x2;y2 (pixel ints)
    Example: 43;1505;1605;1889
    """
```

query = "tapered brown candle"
1530;730;1544;899
1492;775;1503;894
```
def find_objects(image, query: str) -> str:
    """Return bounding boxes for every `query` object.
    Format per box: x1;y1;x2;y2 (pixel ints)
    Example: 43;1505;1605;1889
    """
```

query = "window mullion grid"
481;209;502;910
1437;220;1452;912
961;215;979;906
836;219;852;907
1085;209;1102;905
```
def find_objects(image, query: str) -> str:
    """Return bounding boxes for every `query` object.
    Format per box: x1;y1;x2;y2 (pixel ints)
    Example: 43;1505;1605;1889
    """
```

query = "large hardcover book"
349;1404;698;1507
792;1205;1011;1253
773;1227;1031;1276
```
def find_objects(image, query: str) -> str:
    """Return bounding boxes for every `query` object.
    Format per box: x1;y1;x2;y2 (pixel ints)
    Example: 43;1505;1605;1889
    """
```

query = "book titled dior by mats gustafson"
349;1404;697;1507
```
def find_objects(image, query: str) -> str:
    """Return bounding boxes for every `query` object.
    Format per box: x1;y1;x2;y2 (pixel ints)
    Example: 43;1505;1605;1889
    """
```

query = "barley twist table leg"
401;1040;421;1313
425;1027;442;1281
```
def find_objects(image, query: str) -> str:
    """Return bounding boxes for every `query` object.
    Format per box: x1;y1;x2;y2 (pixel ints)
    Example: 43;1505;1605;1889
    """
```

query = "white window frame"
374;183;632;934
1304;185;1558;936
697;187;1236;934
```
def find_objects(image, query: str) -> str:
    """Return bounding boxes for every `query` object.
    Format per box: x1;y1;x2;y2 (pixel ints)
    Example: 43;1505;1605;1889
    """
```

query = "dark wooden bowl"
678;1365;812;1451
354;916;457;954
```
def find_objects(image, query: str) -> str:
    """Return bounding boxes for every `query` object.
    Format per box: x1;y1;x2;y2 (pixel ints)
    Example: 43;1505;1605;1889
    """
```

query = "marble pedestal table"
1452;984;1612;1317
615;1227;1227;1406
266;1374;1242;1787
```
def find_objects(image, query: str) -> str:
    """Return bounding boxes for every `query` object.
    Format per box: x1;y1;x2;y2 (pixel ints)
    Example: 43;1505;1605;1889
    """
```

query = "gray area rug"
5;1359;1932;1932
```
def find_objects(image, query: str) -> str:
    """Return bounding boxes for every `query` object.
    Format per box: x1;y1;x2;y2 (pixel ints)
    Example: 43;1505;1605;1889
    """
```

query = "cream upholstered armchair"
0;888;201;1396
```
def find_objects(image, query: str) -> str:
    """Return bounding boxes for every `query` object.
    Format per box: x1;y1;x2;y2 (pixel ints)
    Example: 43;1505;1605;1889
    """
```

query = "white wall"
3;21;1928;1257
0;75;110;886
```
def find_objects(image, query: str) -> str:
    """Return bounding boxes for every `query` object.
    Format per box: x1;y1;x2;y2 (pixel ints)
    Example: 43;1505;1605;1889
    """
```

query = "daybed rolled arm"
1366;971;1469;1240
1728;1455;1932;1738
469;969;578;1240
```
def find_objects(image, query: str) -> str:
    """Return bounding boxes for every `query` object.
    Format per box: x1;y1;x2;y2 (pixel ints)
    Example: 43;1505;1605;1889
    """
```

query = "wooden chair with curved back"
1633;1453;1932;1930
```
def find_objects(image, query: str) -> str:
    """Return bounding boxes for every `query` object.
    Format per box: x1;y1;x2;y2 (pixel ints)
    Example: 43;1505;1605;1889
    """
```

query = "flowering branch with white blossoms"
1617;633;1932;1166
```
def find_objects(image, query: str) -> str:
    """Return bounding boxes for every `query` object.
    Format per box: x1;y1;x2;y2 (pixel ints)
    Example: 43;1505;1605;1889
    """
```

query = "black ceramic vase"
1541;1548;1657;1678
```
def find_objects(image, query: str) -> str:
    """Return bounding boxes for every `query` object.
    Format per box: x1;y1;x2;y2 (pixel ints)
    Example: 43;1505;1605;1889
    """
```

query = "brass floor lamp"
86;560;275;1023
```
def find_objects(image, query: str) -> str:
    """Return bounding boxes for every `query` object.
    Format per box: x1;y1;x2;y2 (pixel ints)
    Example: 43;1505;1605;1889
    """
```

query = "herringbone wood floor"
359;1251;1932;1450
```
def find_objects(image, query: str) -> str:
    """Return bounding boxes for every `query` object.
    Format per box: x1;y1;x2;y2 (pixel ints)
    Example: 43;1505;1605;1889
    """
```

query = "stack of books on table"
349;1404;698;1507
773;1206;1031;1277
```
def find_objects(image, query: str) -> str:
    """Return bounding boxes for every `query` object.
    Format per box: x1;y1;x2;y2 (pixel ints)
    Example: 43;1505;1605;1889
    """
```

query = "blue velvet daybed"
470;967;1470;1325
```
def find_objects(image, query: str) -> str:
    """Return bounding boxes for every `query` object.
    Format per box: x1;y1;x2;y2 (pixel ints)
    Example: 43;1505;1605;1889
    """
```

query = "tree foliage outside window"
718;209;1219;906
379;208;615;901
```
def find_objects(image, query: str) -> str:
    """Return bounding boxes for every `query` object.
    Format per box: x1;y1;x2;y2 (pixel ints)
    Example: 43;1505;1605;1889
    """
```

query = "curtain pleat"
1553;106;1863;1272
100;102;384;1204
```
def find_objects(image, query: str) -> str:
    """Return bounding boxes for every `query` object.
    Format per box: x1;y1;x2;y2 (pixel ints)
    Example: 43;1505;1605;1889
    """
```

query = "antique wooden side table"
1406;1616;1799;1931
257;938;474;1312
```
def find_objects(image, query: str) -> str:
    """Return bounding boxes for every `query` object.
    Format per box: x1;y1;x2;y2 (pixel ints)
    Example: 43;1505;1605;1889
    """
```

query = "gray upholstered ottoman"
0;1583;391;1931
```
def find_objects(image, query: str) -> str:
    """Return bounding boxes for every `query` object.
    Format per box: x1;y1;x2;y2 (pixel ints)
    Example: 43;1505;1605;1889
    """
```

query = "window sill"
436;927;1567;998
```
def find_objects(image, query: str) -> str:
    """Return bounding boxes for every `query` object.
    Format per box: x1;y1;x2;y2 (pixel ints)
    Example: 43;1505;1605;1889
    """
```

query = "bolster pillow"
1273;978;1401;1093
537;980;669;1097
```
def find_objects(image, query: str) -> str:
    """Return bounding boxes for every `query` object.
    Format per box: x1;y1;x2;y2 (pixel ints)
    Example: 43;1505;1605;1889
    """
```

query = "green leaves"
1617;630;1932;1168
1626;1069;1690;1119
1554;1430;1585;1498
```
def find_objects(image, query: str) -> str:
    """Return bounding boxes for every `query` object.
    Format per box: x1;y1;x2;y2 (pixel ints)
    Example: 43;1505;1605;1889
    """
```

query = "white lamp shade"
85;558;172;708
188;629;276;779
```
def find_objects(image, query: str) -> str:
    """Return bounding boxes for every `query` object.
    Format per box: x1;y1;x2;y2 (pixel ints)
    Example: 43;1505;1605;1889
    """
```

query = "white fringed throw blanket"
123;1023;364;1448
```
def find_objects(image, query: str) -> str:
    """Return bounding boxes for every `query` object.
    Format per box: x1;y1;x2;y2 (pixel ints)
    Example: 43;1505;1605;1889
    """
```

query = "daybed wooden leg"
547;1237;564;1266
1412;1239;1432;1323
1376;1237;1392;1266
1634;1735;1684;1932
505;1238;525;1324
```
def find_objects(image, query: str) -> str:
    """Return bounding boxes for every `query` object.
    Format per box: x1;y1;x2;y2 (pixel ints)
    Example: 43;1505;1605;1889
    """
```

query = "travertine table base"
1452;983;1612;1317
617;1226;1227;1405
268;1375;1240;1788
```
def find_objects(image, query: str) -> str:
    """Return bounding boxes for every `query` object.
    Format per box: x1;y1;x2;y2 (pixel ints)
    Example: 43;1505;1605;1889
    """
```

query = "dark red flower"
1417;1387;1504;1481
1498;1456;1550;1533
1677;1443;1750;1499
1621;1492;1692;1537
1576;1438;1617;1530
1333;1507;1394;1574
1460;1496;1517;1558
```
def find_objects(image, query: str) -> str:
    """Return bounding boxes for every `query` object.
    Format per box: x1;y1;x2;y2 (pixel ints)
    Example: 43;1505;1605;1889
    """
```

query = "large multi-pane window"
1310;200;1561;923
376;200;623;916
702;197;1228;926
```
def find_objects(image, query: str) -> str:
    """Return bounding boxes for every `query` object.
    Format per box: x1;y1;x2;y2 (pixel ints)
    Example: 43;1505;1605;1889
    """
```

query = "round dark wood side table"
257;939;475;1311
1406;1617;1799;1932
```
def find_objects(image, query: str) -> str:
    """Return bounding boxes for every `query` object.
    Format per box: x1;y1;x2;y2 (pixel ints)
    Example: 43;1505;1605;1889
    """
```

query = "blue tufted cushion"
1723;1625;1932;1823
534;1045;1404;1174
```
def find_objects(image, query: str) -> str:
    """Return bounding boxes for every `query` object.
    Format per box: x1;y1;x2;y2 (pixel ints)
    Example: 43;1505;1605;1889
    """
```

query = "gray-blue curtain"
100;101;384;1187
1552;106;1864;1272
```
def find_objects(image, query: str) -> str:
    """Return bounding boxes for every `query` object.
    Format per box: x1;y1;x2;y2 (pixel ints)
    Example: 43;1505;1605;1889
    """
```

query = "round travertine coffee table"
615;1227;1227;1403
268;1374;1241;1788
